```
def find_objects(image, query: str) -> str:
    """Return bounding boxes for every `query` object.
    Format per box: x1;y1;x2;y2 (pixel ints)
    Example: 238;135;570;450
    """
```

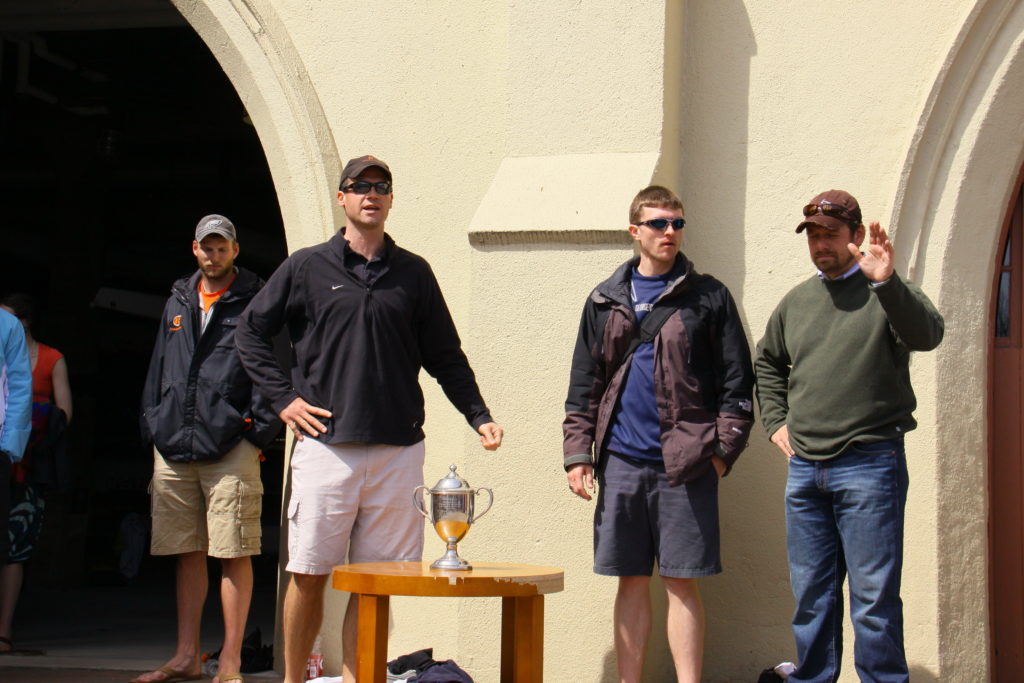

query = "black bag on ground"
207;627;273;673
413;659;474;683
389;647;434;677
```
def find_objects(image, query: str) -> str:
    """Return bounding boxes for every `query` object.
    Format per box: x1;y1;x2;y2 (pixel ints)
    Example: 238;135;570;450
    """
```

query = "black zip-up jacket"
563;254;754;485
141;267;281;462
235;231;492;445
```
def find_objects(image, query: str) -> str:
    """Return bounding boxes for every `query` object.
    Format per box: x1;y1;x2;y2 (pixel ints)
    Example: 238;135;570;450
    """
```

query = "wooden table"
332;561;564;683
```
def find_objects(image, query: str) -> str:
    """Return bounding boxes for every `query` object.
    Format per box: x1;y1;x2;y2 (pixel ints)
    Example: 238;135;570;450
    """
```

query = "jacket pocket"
195;381;247;456
662;410;717;483
151;382;185;454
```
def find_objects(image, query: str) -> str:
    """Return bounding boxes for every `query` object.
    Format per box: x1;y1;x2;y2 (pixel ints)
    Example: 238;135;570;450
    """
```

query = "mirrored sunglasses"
636;218;685;231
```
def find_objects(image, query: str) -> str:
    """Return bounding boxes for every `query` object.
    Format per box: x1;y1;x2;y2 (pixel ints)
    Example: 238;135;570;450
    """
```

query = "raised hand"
848;221;894;283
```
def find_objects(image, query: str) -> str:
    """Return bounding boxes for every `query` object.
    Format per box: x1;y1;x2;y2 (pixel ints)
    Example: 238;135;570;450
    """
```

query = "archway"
0;0;334;670
892;0;1024;678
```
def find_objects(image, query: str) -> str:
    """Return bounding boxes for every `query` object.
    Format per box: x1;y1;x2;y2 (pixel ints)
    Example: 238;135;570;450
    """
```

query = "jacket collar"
592;253;694;307
173;266;260;305
331;228;396;263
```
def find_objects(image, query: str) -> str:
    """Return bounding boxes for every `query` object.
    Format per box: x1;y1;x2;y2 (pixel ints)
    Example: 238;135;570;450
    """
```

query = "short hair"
629;185;684;225
0;292;35;328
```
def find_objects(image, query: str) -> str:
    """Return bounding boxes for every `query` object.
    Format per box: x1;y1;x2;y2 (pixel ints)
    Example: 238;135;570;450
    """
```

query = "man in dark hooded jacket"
134;214;280;683
563;185;754;683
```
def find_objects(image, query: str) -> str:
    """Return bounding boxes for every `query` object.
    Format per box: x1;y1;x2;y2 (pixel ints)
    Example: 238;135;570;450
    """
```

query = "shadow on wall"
675;0;796;678
600;649;617;683
548;0;777;675
909;666;939;682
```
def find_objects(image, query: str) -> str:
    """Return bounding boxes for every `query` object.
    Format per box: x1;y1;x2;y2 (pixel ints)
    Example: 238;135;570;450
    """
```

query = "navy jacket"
141;267;281;462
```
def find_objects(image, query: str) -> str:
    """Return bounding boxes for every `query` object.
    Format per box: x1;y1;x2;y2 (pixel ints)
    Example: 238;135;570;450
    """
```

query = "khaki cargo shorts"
150;439;263;558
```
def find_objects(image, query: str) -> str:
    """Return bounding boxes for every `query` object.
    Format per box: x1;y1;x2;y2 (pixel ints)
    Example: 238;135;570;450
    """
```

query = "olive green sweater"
755;270;944;459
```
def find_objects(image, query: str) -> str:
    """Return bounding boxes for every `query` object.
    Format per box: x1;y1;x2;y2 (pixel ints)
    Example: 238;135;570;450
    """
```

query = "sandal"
128;666;202;683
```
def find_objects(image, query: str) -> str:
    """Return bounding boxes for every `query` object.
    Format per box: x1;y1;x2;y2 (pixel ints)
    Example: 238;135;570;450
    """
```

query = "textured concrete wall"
176;0;1024;679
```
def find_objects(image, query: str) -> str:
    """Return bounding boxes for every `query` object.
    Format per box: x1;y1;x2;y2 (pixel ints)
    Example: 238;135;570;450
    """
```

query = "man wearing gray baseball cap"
194;214;238;243
135;214;280;683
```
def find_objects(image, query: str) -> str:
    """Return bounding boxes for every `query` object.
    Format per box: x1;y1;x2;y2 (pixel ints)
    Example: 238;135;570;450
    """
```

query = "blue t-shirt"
606;269;670;461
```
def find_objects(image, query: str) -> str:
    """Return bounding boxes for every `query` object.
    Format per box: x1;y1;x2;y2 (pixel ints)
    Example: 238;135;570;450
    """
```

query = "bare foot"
129;658;202;683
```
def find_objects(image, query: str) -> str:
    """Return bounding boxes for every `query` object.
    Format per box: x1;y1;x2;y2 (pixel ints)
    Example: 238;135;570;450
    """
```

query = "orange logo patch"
169;314;183;331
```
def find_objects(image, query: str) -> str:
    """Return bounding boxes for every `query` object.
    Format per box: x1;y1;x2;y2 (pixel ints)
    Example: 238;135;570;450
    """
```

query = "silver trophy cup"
413;464;493;570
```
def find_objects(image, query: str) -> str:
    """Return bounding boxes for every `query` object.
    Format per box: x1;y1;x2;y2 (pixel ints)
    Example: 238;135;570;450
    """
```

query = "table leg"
500;595;544;683
356;593;389;683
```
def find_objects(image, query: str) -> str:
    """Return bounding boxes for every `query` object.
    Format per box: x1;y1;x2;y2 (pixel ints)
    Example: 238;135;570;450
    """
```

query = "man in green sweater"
755;189;944;683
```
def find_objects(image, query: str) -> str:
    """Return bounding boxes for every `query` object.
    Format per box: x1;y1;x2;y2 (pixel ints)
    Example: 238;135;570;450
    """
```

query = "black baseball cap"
339;155;392;189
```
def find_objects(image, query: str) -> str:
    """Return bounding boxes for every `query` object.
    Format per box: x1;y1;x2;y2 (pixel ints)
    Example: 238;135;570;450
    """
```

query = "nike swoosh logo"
332;284;344;290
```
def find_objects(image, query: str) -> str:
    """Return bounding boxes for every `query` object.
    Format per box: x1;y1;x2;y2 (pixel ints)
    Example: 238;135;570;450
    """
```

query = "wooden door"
991;171;1024;680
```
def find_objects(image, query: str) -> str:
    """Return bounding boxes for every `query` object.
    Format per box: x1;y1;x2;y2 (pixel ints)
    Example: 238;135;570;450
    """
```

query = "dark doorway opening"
0;8;288;668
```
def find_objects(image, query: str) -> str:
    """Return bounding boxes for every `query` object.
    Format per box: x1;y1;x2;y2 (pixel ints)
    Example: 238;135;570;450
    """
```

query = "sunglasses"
341;181;393;195
803;201;859;222
636;218;685;231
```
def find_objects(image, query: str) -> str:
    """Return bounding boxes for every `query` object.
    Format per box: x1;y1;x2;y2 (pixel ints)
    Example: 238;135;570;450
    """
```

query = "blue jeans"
785;439;909;683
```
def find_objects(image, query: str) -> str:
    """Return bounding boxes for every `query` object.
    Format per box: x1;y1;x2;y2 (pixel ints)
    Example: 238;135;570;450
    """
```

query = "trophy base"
429;543;472;571
429;556;472;570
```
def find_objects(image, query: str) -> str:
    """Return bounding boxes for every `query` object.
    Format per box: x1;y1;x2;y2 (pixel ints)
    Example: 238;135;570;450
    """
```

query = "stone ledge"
468;229;632;247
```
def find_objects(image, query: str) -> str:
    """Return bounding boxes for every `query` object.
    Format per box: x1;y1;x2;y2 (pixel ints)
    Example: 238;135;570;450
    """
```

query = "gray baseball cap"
195;214;237;242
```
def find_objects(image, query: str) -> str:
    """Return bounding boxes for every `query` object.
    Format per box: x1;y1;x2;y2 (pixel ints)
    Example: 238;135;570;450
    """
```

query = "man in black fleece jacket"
236;155;503;683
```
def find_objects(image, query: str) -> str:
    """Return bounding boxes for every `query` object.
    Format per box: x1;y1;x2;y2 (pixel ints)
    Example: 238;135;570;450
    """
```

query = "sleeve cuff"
714;442;738;477
563;453;593;470
271;391;301;416
470;413;495;431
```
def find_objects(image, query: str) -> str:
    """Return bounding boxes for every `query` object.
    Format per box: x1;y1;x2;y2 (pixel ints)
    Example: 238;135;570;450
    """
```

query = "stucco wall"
678;1;972;680
177;0;1024;680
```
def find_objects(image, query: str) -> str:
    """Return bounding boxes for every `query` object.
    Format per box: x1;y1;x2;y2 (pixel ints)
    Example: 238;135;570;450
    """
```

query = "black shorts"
593;452;721;578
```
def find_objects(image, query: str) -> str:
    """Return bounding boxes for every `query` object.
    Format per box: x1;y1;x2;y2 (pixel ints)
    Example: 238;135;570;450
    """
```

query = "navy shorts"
594;452;721;578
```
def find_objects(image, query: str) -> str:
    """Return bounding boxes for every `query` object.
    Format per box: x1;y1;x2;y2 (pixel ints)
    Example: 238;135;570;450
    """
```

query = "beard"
200;263;233;280
813;252;855;277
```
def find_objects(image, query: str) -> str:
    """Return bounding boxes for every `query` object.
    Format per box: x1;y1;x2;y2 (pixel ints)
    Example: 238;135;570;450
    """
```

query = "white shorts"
286;438;426;575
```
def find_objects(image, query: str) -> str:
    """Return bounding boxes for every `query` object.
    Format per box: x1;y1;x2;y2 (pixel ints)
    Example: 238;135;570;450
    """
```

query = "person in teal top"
755;190;944;683
0;307;31;568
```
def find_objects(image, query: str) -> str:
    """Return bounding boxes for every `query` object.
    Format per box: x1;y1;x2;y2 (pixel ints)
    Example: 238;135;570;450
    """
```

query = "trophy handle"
471;487;494;522
412;486;430;519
